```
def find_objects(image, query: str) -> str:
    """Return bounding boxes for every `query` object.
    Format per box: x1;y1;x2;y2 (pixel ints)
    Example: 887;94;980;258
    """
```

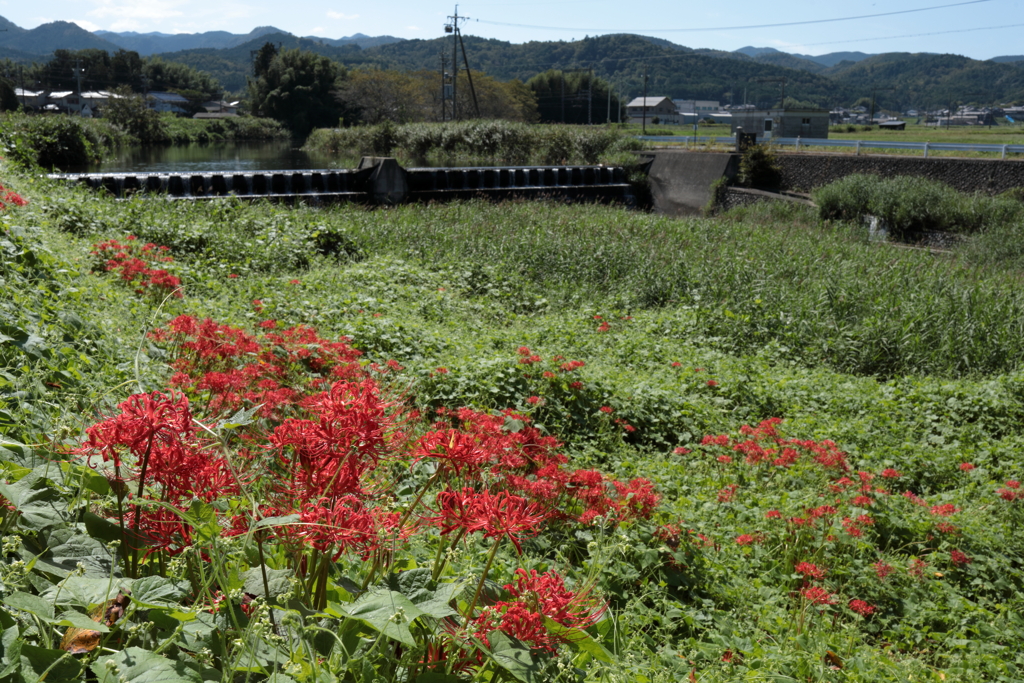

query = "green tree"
103;86;167;143
526;70;622;124
247;45;347;136
0;79;18;112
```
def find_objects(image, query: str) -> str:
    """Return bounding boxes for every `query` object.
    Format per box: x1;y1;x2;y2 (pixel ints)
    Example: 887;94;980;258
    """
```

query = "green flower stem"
465;536;502;621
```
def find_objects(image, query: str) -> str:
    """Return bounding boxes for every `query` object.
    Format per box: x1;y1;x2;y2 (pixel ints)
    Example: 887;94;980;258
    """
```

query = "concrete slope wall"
640;151;739;216
775;154;1024;194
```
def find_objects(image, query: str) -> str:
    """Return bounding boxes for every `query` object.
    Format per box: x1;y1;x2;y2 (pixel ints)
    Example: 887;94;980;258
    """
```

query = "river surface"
77;140;343;174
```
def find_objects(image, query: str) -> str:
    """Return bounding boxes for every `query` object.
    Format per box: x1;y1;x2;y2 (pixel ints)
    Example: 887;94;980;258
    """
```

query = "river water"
78;140;343;174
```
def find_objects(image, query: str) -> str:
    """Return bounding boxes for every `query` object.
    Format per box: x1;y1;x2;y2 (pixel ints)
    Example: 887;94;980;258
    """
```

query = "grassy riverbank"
3;169;1024;681
303;120;648;167
0;113;290;170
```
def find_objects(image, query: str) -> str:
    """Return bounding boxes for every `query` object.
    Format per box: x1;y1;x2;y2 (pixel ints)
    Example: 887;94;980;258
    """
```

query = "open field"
2;169;1024;681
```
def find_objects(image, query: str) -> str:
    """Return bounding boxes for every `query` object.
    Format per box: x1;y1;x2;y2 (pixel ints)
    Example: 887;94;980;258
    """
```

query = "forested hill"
163;32;844;107
822;53;1024;109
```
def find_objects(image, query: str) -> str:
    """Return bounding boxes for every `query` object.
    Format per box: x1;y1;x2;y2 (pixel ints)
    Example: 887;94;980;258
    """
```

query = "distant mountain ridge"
735;46;875;68
95;26;404;55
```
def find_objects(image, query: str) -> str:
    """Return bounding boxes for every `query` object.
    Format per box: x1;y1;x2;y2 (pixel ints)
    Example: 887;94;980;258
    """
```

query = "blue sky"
5;0;1022;59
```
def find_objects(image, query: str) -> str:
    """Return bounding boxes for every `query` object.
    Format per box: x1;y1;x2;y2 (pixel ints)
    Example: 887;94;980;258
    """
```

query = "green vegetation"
813;174;1024;236
303;120;646;167
4;167;1024;682
0;112;288;170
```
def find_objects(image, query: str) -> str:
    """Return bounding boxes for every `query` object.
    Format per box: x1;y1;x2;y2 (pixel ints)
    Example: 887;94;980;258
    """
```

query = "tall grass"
303;120;644;166
813;174;1024;236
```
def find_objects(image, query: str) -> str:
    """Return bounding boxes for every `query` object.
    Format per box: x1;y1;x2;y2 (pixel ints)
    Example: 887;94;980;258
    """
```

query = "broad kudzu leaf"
484;631;545;683
386;569;461;618
41;576;131;609
56;610;109;633
4;591;55;621
242;565;293;598
47;529;116;577
92;647;206;683
0;471;67;531
330;590;425;646
132;576;189;609
20;643;83;683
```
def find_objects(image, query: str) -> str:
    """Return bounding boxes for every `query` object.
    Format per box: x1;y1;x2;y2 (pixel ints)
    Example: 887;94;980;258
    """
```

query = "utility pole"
73;59;84;116
869;87;894;126
606;82;611;124
758;78;786;110
587;68;593;125
445;6;479;120
642;65;648;135
561;75;565;123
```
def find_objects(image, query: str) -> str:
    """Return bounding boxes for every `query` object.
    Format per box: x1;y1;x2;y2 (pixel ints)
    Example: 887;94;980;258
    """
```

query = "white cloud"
327;11;359;20
70;19;102;31
406;25;421;31
87;0;183;22
308;26;325;34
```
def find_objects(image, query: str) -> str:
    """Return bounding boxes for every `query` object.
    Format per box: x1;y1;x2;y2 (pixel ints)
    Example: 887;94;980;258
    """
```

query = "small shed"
729;109;830;140
878;120;906;131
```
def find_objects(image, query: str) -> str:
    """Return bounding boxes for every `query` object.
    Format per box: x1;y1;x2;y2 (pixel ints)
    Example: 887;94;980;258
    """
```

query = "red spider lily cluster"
91;237;181;298
76;316;654;657
689;417;987;619
0;183;28;210
466;569;605;653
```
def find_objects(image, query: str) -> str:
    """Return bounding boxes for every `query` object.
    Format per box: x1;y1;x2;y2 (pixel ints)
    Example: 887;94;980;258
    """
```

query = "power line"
471;0;995;33
799;21;1024;46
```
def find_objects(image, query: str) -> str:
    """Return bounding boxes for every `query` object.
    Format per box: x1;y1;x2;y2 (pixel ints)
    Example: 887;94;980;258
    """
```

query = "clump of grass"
304;120;642;167
814;174;1024;236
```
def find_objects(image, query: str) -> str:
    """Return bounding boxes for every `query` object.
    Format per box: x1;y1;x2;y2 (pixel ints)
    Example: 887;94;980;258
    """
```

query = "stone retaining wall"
775;154;1024;194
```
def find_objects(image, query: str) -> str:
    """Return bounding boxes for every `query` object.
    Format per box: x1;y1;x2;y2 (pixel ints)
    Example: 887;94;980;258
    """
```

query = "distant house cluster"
831;104;1019;127
10;88;239;118
625;97;736;125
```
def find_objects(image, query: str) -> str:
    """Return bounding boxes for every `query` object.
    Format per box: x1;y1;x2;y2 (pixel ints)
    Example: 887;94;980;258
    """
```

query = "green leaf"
55;610;109;633
242;566;293;598
40;576;130;609
4;591;55;621
219;405;262;430
20;644;82;683
92;647;205;683
386;569;461;619
253;514;300;529
330;590;425;646
484;631;545;683
0;471;67;531
132;576;190;609
542;617;614;663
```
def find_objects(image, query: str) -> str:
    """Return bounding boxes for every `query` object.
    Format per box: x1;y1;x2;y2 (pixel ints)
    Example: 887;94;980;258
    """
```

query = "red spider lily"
959;462;976;471
426;488;546;554
950;549;972;566
795;562;827;580
286;496;380;560
880;468;902;479
413;429;489;478
270;379;394;499
80;391;193;477
929;503;960;517
848;599;876;616
874;561;896;581
801;586;836;605
465;569;606;654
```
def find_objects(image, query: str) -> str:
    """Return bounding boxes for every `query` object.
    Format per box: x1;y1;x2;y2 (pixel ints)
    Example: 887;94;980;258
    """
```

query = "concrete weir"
50;157;635;207
638;150;740;216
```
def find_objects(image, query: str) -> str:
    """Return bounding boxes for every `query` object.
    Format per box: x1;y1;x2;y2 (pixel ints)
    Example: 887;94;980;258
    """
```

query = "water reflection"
76;140;342;174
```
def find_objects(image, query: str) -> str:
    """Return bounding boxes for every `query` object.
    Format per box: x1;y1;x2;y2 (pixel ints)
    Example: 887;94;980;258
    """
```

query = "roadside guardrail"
637;136;1024;158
